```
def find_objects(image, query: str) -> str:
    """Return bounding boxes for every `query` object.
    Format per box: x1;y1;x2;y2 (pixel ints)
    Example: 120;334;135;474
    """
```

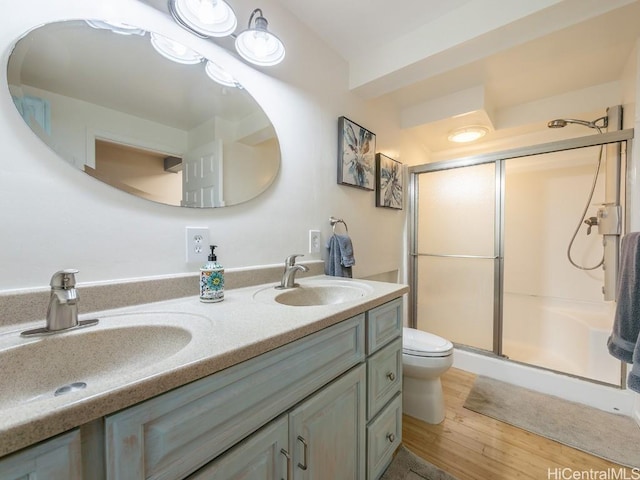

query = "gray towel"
607;232;640;392
325;234;355;278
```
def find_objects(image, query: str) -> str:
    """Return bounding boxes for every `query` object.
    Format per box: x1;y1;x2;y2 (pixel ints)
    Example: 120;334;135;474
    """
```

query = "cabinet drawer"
367;338;402;420
0;429;81;480
366;394;402;480
106;315;364;480
366;298;402;354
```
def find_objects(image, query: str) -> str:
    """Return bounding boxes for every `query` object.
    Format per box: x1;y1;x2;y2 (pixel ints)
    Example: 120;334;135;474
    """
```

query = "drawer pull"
297;435;309;471
386;372;396;381
280;448;291;480
387;433;396;443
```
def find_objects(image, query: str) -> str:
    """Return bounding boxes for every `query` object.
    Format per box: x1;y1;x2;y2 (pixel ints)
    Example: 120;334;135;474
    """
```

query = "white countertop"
0;275;407;457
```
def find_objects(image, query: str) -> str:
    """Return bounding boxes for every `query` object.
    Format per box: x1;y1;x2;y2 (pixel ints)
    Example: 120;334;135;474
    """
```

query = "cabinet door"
289;364;366;480
0;430;81;480
187;415;289;480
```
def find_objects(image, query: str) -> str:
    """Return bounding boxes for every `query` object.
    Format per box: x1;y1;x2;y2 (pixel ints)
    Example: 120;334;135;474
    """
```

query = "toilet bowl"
402;327;453;424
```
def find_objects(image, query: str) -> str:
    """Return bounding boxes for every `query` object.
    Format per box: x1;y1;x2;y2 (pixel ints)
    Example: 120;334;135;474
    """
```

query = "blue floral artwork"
338;116;376;190
376;153;403;209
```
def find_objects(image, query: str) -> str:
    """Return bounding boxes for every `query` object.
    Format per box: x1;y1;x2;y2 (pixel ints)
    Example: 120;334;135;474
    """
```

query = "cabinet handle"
387;433;396;443
280;448;292;480
297;435;309;471
386;372;396;381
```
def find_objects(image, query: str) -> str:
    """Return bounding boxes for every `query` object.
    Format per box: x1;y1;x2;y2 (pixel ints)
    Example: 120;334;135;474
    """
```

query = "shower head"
547;116;608;131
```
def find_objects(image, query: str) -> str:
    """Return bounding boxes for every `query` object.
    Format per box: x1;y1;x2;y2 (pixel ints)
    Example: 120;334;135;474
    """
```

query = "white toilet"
402;327;454;424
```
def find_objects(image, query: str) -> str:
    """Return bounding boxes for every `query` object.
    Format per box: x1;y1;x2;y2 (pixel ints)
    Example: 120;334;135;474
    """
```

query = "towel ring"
329;216;348;234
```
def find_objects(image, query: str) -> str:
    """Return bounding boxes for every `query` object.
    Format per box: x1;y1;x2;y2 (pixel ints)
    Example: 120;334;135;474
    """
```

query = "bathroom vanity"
0;276;406;480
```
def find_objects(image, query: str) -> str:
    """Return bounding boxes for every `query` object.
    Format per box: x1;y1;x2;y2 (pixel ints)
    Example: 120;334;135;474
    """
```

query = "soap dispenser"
200;245;224;303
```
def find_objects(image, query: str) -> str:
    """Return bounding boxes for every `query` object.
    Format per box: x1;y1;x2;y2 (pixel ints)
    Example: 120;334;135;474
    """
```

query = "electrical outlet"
186;227;210;263
309;230;321;253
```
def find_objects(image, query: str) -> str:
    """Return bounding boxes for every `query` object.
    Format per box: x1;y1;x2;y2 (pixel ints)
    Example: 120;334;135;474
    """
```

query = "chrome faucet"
21;269;99;337
277;254;309;289
47;269;80;331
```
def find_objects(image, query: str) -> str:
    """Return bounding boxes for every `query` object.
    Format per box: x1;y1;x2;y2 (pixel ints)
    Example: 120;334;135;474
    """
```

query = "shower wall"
503;148;605;303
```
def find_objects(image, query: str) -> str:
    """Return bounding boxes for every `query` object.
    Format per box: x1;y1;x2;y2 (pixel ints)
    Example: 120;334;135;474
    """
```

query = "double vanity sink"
0;275;407;465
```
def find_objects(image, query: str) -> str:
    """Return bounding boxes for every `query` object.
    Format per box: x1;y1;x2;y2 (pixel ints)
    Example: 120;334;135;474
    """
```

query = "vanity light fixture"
169;0;237;38
150;32;204;64
447;125;488;143
235;9;286;66
205;60;240;87
168;1;286;67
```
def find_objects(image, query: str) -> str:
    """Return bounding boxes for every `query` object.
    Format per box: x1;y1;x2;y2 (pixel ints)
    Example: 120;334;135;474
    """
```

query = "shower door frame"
408;129;634;361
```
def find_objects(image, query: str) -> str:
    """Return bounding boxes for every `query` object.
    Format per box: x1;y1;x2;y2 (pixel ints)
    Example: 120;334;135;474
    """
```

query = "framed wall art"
337;116;376;190
375;153;403;209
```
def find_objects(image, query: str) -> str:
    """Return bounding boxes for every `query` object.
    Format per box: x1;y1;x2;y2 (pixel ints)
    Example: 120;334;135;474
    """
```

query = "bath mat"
463;376;640;468
380;445;460;480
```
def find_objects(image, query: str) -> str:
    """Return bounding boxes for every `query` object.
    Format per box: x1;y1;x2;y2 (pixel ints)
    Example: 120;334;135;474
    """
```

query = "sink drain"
54;382;87;396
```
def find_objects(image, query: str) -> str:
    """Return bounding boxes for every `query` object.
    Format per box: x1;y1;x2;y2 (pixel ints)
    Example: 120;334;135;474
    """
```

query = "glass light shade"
171;0;237;37
447;126;488;143
205;60;238;87
150;33;203;64
235;14;285;67
235;29;285;66
85;20;146;36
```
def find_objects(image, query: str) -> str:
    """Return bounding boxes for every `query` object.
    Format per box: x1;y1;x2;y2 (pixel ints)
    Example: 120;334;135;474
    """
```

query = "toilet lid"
403;327;453;357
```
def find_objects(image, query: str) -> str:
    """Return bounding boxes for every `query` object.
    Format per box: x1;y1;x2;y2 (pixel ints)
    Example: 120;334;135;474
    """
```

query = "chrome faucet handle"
285;254;304;267
50;269;79;289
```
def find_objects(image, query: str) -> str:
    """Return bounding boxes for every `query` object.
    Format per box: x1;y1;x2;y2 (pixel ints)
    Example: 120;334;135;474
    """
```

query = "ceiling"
272;0;640;153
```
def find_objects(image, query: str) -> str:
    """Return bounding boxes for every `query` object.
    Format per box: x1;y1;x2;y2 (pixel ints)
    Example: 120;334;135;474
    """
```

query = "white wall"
0;0;419;292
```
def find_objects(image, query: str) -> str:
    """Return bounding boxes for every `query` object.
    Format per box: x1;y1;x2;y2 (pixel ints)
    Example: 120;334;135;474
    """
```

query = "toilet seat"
403;327;453;357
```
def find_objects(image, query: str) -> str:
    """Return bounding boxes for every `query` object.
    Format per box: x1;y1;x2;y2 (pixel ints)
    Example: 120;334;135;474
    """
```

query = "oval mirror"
6;20;280;208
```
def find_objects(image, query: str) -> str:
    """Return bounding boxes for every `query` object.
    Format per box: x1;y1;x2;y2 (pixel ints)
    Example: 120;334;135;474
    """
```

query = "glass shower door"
414;163;498;351
501;147;622;384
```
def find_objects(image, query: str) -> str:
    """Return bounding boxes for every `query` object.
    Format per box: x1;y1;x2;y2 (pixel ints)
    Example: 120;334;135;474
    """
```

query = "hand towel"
325;234;355;278
607;232;640;392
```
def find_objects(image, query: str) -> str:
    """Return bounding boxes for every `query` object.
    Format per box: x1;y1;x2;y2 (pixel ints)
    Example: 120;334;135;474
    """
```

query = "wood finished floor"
402;368;625;480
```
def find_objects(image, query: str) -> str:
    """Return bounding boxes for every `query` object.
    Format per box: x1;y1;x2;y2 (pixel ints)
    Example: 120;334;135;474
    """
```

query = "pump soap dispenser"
200;245;224;303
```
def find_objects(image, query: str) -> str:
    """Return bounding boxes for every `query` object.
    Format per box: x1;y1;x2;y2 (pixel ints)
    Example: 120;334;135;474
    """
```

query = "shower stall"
408;106;634;387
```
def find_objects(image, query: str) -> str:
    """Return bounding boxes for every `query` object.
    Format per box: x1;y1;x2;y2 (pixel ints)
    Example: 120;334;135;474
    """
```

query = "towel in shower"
607;232;640;392
325;234;355;278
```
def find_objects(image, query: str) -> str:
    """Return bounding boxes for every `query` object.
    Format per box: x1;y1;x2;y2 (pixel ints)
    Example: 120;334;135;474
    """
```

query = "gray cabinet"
0;430;81;480
106;315;365;480
365;298;403;480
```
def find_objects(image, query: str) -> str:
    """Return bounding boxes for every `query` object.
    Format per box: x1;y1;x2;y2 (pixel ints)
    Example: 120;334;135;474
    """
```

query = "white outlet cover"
186;227;210;263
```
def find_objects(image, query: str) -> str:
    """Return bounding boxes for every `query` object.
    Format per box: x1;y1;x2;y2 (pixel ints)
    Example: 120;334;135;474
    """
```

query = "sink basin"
254;280;373;306
0;312;210;408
